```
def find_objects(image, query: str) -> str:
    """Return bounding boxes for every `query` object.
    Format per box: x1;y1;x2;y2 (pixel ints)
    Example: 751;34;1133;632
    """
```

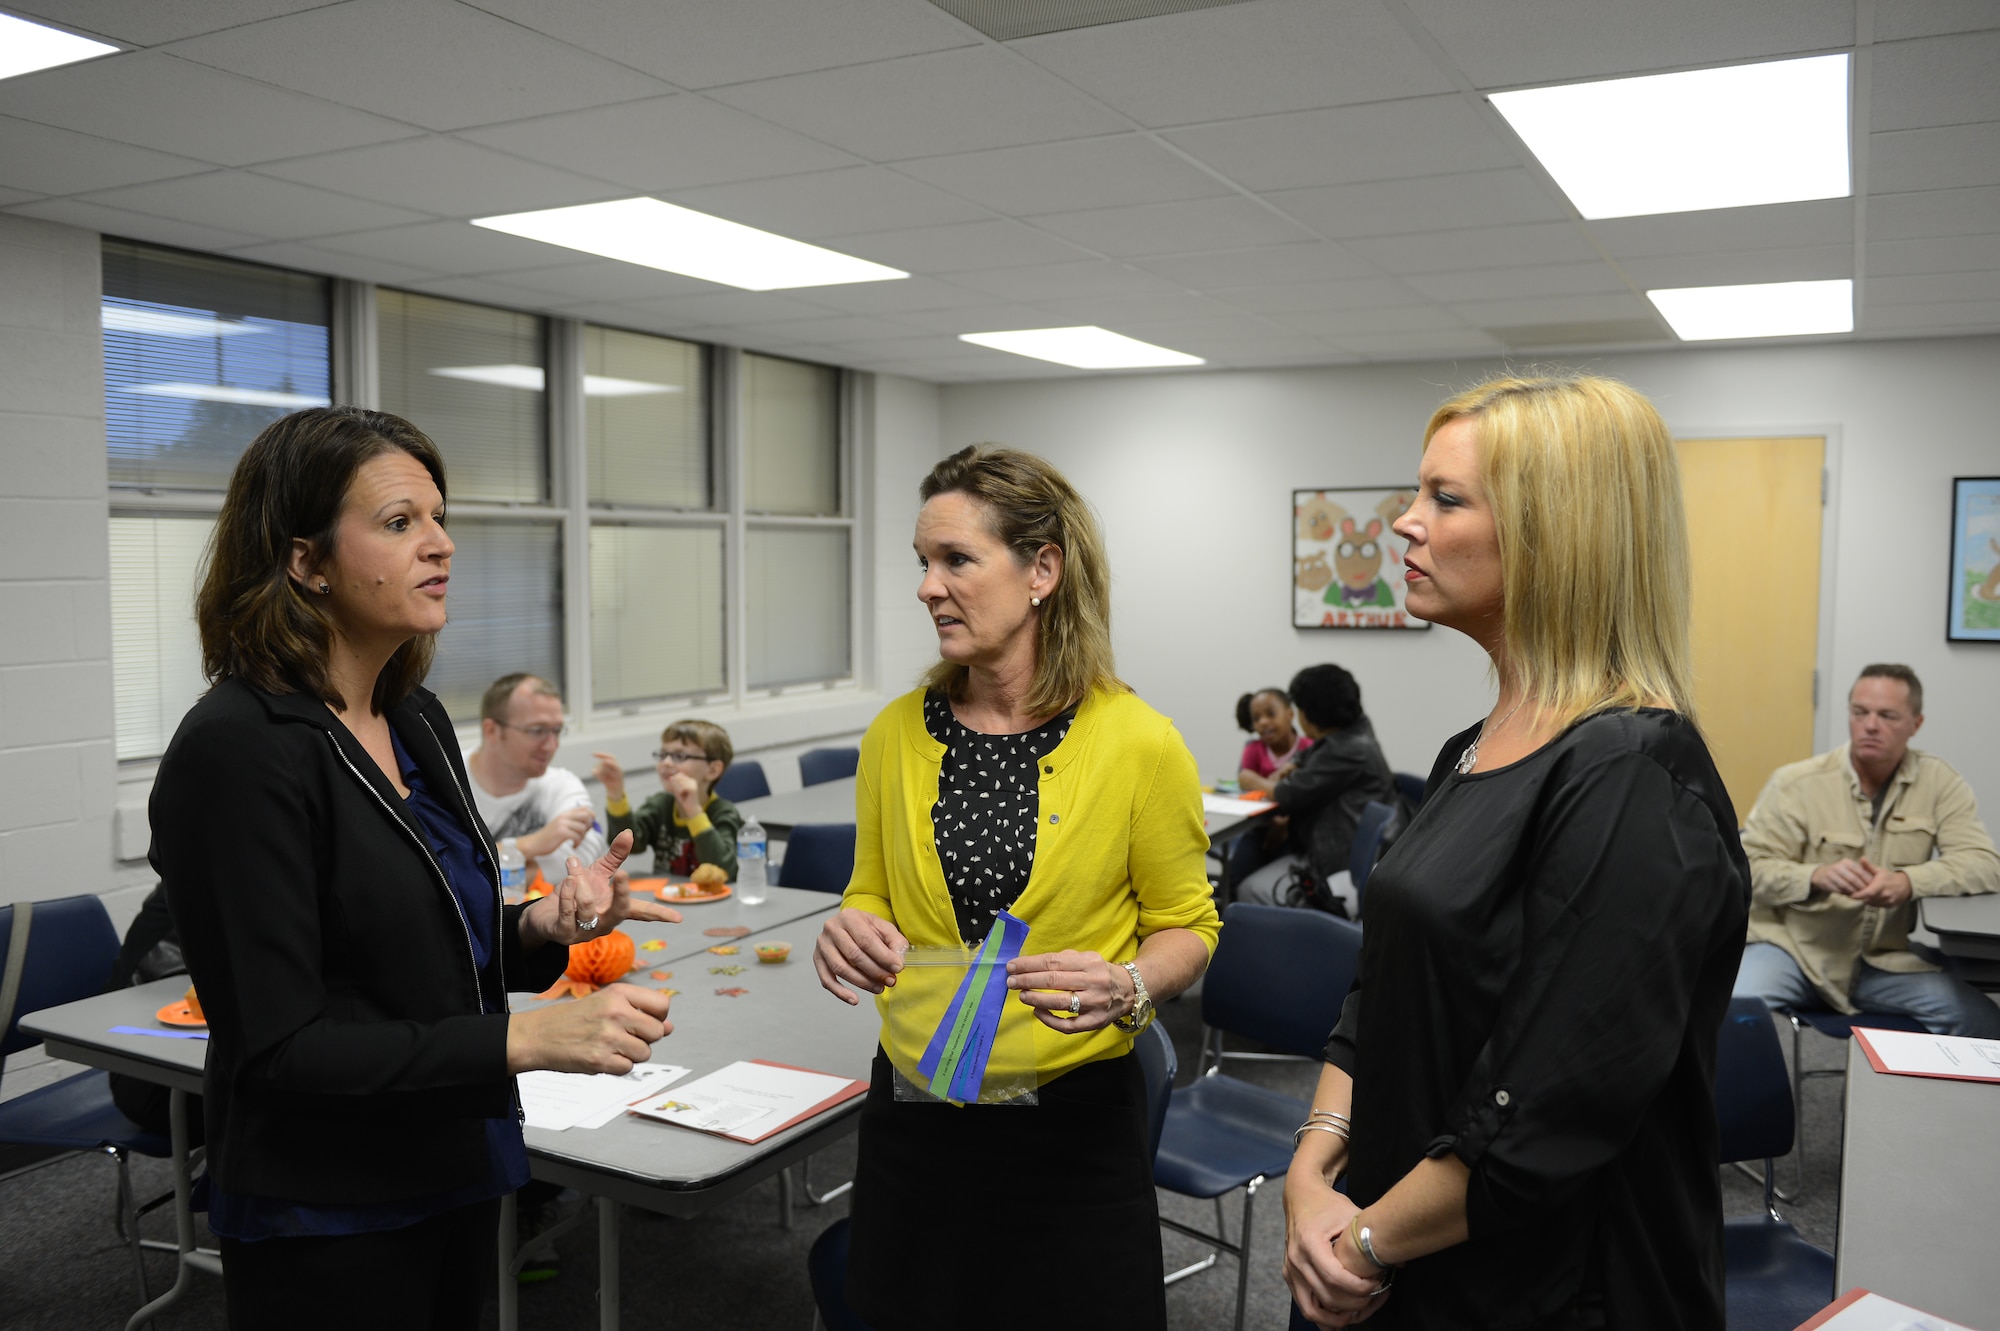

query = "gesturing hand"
814;909;907;1005
1847;858;1913;908
590;751;626;803
508;982;672;1075
1005;950;1131;1033
522;830;680;948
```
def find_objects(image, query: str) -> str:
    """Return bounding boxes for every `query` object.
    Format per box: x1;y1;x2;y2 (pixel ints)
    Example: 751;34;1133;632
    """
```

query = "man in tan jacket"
1735;664;2000;1036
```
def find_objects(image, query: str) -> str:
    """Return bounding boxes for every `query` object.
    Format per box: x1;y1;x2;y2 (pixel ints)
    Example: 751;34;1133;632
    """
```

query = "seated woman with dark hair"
1237;663;1401;914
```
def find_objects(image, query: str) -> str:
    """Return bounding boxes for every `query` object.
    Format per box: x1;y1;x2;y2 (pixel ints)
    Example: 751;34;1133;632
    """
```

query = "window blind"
746;527;850;689
741;354;840;516
103;240;330;491
377;289;547;504
426;518;564;722
590;524;725;705
110;514;215;761
584;325;708;509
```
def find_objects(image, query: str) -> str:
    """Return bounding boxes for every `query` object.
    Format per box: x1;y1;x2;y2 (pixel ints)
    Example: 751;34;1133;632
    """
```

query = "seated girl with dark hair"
1236;664;1401;914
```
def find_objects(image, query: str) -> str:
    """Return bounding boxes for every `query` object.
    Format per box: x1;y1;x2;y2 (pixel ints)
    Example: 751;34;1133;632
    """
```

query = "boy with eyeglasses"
593;719;743;881
466;672;606;886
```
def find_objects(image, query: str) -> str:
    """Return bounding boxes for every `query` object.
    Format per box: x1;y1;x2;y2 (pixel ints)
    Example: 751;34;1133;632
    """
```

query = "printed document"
629;1060;859;1143
518;1063;690;1131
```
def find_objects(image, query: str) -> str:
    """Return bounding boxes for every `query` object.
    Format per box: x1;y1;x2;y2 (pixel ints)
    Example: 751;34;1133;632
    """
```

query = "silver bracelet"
1292;1120;1350;1150
1356;1224;1387;1271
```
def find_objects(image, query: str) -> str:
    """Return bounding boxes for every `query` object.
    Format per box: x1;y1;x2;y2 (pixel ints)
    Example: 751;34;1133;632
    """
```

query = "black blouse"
1325;710;1748;1331
924;690;1075;947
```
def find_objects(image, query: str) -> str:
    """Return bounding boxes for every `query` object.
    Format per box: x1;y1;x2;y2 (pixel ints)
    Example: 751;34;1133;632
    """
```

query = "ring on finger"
1066;991;1081;1016
577;914;599;931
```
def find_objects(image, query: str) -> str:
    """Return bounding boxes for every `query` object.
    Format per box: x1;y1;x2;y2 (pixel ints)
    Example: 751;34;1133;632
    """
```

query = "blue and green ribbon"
917;911;1028;1103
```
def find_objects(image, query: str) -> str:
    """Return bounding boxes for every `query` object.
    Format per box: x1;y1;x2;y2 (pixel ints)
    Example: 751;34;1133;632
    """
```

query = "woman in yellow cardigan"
813;445;1220;1330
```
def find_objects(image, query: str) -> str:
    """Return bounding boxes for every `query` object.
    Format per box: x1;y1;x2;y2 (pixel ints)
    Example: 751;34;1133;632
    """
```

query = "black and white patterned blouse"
924;690;1077;947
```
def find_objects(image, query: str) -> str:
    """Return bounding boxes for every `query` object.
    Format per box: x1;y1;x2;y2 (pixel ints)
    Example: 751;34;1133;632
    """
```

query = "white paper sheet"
1855;1027;2000;1083
517;1063;690;1131
1807;1290;1973;1331
1202;793;1274;819
628;1060;856;1141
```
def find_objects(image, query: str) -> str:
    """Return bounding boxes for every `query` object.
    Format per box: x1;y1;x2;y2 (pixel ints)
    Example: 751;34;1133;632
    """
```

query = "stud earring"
318;582;331;595
1030;596;1042;607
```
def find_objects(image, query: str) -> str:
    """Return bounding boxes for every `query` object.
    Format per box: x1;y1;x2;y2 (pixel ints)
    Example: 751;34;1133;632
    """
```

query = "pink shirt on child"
1239;734;1311;779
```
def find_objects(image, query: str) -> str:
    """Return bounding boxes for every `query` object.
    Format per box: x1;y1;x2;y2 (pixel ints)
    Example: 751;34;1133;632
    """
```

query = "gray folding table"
1918;893;2000;987
732;778;858;836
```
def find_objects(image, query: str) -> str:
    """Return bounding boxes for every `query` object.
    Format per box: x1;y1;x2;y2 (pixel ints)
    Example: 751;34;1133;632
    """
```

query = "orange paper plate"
156;1001;206;1028
633;877;733;904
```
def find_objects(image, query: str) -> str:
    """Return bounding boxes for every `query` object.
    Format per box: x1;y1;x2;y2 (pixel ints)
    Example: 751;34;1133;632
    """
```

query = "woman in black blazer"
152;407;674;1328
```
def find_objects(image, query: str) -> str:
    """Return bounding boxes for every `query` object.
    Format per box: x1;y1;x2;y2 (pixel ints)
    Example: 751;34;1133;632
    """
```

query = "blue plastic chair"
774;824;856;895
1715;997;1835;1329
1393;771;1426;811
798;747;859;788
712;759;770;805
1348;799;1397;914
1134;1019;1178;1162
1156;903;1362;1331
0;896;172;1304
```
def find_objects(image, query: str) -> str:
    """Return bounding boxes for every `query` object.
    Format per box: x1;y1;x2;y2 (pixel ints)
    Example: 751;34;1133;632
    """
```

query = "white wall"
941;336;2000;810
871;373;949;697
0;214;116;910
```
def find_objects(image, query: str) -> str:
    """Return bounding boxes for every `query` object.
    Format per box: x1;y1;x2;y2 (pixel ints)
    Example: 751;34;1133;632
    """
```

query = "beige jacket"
1743;744;2000;1012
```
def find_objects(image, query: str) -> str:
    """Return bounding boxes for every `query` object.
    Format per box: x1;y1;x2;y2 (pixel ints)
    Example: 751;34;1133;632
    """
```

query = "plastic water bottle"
498;837;527;896
736;816;768;905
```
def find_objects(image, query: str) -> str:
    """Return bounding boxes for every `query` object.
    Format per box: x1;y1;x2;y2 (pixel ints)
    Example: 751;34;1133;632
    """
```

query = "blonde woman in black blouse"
1282;375;1748;1330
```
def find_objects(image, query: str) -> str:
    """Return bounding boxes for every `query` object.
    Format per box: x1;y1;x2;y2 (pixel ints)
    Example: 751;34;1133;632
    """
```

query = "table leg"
597;1196;619;1331
124;1088;195;1331
497;1191;518;1331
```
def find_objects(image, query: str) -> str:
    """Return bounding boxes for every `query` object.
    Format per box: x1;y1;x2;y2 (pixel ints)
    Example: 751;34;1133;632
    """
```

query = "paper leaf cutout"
704;925;752;938
715;987;749;997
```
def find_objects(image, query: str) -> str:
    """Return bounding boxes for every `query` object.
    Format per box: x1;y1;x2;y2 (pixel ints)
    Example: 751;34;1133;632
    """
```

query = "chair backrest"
713;760;770;804
1715;996;1795;1165
0;895;122;1061
1133;1020;1178;1160
1349;799;1397;905
1203;903;1361;1057
1393;772;1426;810
774;823;856;894
798;747;859;788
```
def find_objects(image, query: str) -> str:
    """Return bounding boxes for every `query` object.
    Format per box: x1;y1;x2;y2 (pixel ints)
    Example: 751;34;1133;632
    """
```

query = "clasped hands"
518;829;682;949
1283;1165;1393;1328
1810;856;1912;907
811;909;1137;1030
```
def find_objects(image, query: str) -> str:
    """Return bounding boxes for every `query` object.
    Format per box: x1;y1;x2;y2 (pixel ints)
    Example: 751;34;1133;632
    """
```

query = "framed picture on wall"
1293;487;1430;630
1947;476;2000;642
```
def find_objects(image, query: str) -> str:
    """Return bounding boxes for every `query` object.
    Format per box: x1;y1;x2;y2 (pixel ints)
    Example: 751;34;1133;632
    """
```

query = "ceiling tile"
1868;122;2000;193
895;136;1231;215
463;0;979;90
1399;0;1855;89
394;273;581;311
1873;0;2000;41
1091;314;1300;355
663;167;988;241
1274;304;1467;337
79;169;426;239
620;291;843;326
0;187;42;207
834;220;1095;273
1859;299;2000;330
1330;327;1505;358
6;195;262;250
0;115;210;197
1028;196;1316;258
4;1;344;46
1443;291;1654;326
312;220;589;274
217;238;440;286
0;51;417;166
164;0;671;132
1584;199;1854;258
1869;30;2000;132
1011;0;1452;127
495;261;720;304
1135;243;1378;287
1165;96;1519;192
900;303;1074;334
803;333;982;361
707;47;1129;161
256;137;617;218
777;276;1007;315
1617;244;1853;288
1867;185;2000;240
1868;233;2000;275
1402;260;1628;301
1026;291;1248;325
1865;270;2000;305
1213;276;1426;314
943;261;1182;301
728;314;933;345
1346;221;1596;274
1267;168;1566;239
458;95;860;193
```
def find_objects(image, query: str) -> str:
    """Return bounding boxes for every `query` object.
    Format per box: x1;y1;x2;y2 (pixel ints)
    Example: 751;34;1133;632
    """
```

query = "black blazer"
151;677;569;1205
1272;715;1402;887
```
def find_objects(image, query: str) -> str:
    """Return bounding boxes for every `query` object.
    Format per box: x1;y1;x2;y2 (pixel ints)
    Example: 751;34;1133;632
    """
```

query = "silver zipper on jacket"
323;732;488;1016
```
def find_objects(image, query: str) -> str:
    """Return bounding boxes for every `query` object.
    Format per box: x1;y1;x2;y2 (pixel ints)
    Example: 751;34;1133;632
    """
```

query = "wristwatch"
1111;961;1154;1033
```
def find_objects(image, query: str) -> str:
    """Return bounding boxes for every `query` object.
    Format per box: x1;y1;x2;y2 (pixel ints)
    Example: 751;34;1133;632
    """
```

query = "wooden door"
1675;436;1825;826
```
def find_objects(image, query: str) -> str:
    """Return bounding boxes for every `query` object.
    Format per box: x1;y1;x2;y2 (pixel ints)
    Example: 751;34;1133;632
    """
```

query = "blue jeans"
1734;941;2000;1038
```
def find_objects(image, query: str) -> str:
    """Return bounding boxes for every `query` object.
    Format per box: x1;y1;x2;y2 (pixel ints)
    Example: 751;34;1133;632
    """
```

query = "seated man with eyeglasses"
466;672;608;888
594;719;743;881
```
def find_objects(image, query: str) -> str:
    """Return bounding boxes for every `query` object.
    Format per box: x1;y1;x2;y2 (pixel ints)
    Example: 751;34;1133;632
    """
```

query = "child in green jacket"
594;719;743;880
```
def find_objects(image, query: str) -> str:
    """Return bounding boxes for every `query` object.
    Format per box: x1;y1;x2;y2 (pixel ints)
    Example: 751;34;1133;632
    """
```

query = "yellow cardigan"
844;685;1221;1085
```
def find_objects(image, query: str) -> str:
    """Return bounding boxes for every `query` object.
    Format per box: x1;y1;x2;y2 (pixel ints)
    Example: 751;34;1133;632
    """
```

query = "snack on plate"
658;883;685;899
690;863;728;888
754;942;792;964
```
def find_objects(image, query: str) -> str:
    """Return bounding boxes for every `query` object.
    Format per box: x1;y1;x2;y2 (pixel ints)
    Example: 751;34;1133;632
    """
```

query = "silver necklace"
1456;697;1526;775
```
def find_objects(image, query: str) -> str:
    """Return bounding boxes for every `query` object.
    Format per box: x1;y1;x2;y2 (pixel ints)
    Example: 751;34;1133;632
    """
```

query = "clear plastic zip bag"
881;922;1039;1106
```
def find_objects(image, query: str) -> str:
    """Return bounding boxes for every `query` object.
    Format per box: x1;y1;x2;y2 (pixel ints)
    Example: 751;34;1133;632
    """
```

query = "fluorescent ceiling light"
102;307;265;338
120;383;331;409
1647;279;1853;340
958;326;1204;369
428;364;683;396
0;13;118;82
471;198;908;291
1490;54;1849;218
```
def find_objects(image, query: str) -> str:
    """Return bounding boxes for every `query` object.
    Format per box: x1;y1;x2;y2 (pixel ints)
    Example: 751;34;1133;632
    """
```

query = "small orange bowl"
754;942;792;964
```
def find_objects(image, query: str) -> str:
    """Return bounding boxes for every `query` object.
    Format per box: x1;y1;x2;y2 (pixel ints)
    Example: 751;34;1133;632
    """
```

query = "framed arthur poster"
1947;476;2000;642
1293;487;1429;630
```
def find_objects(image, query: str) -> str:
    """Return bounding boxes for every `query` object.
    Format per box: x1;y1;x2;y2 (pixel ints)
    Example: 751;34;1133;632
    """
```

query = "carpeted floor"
0;995;1850;1331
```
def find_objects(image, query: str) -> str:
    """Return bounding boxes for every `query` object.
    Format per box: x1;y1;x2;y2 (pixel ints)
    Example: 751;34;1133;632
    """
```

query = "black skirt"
845;1048;1166;1330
